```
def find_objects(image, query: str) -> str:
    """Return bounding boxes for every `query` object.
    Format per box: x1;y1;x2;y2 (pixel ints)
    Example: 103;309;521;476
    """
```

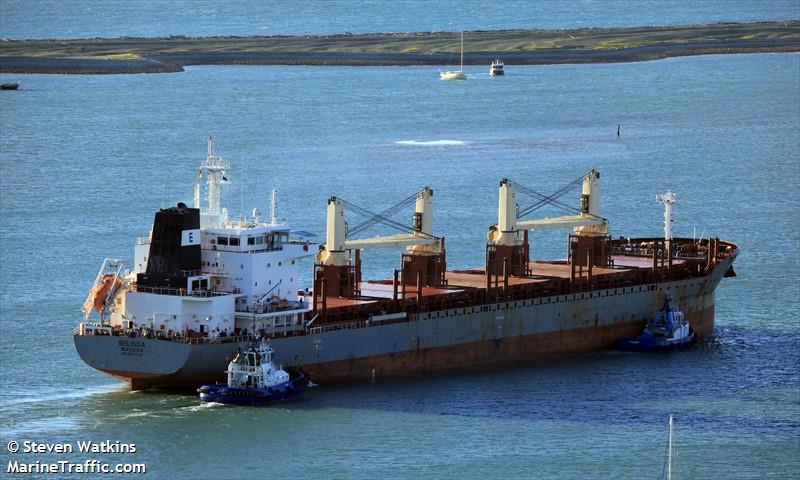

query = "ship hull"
301;304;713;383
74;256;728;390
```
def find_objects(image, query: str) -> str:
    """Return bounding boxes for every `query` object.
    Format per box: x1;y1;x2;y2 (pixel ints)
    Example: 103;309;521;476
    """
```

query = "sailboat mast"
460;32;464;71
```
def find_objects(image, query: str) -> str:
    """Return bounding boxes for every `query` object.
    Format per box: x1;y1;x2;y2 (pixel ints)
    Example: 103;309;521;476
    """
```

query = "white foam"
1;384;124;407
114;410;154;420
179;402;226;412
396;139;466;146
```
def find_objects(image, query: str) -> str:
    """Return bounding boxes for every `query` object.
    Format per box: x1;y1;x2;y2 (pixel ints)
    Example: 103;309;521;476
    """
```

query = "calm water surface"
0;53;798;478
0;0;798;39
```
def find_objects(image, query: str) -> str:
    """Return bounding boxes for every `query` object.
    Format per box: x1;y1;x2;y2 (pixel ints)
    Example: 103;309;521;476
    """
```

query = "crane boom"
317;187;439;266
345;233;438;250
516;215;606;232
488;170;608;245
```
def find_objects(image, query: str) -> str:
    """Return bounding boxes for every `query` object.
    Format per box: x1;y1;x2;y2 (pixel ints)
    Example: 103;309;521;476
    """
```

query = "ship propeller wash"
75;142;738;390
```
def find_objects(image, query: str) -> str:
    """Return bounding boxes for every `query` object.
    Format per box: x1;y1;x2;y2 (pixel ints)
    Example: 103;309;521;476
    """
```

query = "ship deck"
317;254;686;309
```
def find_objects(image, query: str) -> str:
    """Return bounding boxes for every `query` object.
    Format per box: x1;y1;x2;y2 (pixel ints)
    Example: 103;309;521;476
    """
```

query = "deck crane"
314;187;446;303
485;170;610;281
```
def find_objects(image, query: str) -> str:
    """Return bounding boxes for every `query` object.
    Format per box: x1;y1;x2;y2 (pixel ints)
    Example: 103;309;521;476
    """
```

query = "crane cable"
517;173;585;218
348;190;419;237
338;190;438;241
515;170;606;221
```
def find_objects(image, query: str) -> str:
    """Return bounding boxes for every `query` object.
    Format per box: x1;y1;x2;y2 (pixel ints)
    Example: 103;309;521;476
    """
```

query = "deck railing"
133;285;230;297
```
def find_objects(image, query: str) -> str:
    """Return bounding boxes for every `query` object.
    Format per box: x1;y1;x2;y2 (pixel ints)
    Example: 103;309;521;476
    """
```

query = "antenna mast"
271;189;278;226
656;191;677;241
201;137;229;219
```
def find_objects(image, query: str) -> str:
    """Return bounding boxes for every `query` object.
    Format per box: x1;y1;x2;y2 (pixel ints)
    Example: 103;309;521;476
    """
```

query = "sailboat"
440;32;467;80
662;415;678;480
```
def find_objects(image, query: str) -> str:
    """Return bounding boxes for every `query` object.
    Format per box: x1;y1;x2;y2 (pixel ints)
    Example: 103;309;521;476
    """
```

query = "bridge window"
247;237;255;246
229;237;240;246
218;237;229;246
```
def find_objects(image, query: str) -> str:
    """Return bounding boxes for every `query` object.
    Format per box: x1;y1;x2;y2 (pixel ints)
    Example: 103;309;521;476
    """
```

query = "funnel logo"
181;229;201;246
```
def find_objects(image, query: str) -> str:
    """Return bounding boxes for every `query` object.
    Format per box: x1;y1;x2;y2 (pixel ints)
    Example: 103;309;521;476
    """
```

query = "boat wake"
395;139;466;146
178;402;225;412
0;384;124;407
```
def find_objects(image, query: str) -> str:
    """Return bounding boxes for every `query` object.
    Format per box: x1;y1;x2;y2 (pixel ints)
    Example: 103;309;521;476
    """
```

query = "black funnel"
137;203;201;289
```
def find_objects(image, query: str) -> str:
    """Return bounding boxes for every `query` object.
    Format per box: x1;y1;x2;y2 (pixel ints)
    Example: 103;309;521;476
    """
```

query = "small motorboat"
1;82;21;90
489;59;505;76
616;295;695;351
198;341;307;406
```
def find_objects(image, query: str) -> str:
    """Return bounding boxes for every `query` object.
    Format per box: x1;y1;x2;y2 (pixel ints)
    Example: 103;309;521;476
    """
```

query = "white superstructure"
87;139;316;340
226;341;290;389
489;59;504;76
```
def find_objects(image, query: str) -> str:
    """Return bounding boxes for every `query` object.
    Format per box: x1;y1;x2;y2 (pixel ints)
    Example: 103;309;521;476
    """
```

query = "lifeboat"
90;274;122;312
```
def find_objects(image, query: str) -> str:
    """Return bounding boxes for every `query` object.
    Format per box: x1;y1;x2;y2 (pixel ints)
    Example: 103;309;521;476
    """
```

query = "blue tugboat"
616;295;695;352
198;341;307;406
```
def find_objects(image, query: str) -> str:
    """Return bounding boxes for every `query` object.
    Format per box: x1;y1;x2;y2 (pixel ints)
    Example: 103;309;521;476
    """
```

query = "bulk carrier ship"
74;139;738;390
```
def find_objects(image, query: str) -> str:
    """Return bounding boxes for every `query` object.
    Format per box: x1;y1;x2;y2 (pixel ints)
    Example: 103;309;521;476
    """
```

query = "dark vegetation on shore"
1;21;798;74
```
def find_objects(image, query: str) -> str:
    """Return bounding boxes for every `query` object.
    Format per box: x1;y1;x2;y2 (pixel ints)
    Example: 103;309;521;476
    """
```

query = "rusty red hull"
301;304;715;383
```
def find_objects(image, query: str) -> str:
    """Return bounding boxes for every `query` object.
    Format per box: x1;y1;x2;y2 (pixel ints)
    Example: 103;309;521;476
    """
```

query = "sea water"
0;0;798;39
1;13;799;480
0;52;797;479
